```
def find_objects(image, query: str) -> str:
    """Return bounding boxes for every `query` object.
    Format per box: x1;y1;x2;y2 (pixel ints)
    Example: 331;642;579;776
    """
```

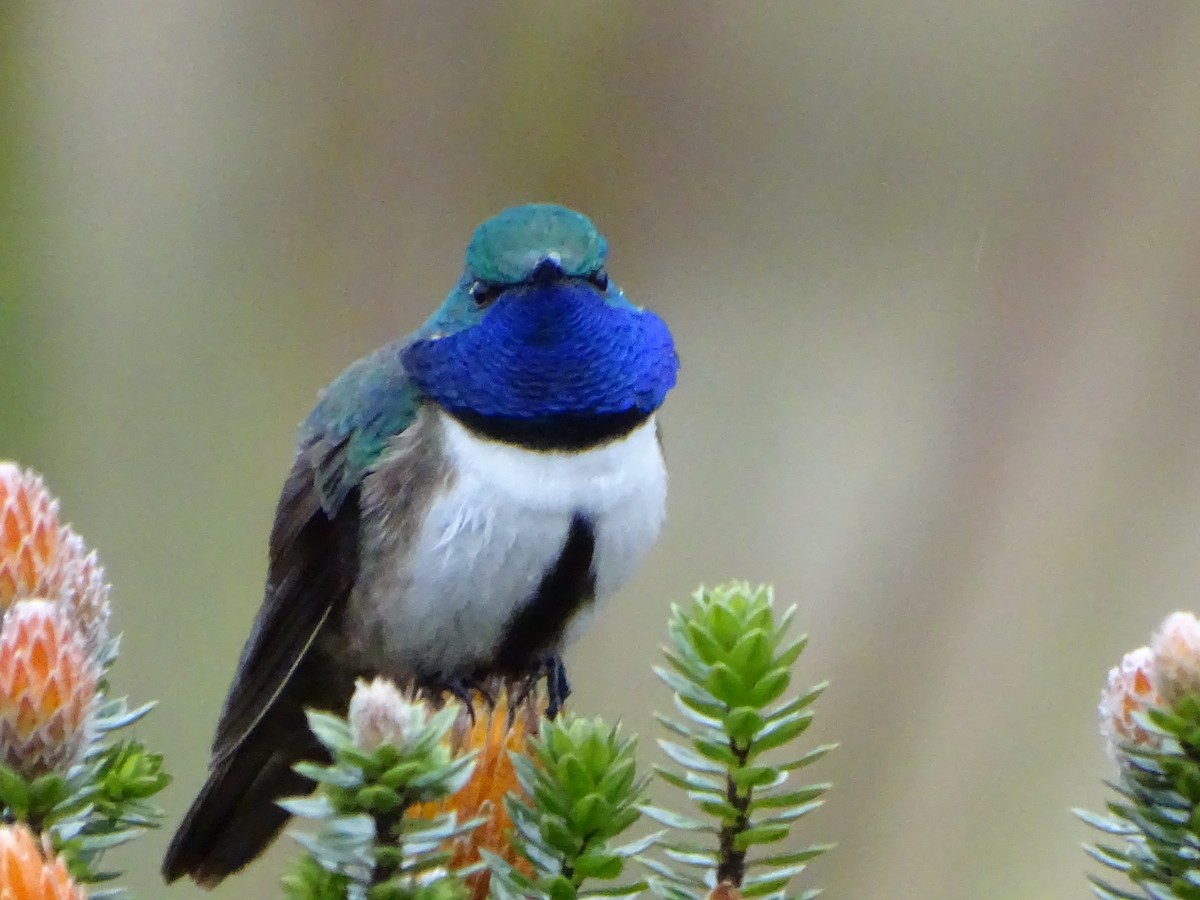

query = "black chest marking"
450;408;650;452
493;513;596;673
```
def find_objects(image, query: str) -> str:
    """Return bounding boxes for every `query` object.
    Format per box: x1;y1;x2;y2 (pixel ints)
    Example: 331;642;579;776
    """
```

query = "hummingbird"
161;203;679;886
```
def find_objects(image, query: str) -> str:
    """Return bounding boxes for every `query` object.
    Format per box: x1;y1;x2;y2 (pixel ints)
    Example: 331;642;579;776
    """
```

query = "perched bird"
162;203;679;886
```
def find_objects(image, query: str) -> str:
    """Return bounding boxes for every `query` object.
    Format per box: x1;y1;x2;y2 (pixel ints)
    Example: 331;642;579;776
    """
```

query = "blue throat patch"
401;280;677;444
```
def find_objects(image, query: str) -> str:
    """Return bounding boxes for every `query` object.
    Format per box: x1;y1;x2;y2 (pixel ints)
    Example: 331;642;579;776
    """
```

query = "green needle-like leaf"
637;804;715;833
747;669;791;708
750;711;813;754
656;739;728;776
305;711;354;753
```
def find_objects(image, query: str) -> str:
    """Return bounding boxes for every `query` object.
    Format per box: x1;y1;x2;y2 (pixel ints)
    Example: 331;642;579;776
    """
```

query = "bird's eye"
588;268;609;291
469;280;501;308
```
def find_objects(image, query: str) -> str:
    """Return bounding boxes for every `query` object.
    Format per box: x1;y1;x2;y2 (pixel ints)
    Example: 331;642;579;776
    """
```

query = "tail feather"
164;441;363;886
162;637;356;887
161;719;323;886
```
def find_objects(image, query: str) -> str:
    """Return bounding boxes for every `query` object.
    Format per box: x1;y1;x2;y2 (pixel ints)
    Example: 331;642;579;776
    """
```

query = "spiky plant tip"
1082;610;1200;899
487;711;650;900
286;677;497;896
1150;612;1200;707
301;678;474;807
645;581;833;898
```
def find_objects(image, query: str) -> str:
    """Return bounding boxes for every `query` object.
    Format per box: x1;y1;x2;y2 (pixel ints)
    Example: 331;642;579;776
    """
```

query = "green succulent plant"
282;582;835;900
281;698;479;900
484;714;653;900
640;583;834;899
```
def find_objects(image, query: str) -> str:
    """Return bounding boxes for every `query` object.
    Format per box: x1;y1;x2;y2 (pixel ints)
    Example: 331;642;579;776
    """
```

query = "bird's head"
403;204;678;447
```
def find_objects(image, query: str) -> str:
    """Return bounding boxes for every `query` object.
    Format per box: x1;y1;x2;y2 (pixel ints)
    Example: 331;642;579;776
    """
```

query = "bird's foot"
544;656;570;719
510;655;571;720
425;659;570;723
474;675;502;709
421;674;498;720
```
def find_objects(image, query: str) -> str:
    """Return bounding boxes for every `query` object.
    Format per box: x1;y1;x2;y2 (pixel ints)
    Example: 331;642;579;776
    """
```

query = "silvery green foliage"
1078;696;1200;900
640;583;834;899
485;714;653;900
281;706;478;900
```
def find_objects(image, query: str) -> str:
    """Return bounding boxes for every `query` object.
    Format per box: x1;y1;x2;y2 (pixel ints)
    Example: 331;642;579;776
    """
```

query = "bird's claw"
506;656;570;721
422;674;496;721
424;659;569;723
543;656;570;719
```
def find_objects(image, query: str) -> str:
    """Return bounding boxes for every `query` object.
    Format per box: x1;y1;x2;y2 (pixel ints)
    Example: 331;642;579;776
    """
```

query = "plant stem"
716;741;752;887
372;806;407;885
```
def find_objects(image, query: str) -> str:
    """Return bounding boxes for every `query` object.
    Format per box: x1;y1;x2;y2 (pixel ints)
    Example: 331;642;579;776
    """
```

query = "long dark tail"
161;636;358;887
163;458;362;886
161;692;325;886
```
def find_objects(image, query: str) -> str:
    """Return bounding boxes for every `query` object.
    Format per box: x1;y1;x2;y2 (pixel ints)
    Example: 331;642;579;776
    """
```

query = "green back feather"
300;342;419;513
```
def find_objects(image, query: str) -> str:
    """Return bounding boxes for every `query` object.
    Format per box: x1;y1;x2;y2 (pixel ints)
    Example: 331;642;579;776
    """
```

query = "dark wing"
207;435;357;757
164;344;423;885
209;343;421;757
162;433;364;885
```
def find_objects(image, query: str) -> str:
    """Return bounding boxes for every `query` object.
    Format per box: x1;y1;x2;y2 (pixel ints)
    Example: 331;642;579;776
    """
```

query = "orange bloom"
46;535;109;661
1099;645;1163;759
0;822;86;899
412;686;540;900
0;464;110;658
0;466;63;609
0;601;98;778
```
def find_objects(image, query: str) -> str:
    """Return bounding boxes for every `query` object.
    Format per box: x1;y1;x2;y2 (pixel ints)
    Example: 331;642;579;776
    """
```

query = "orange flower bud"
0;464;110;657
0;822;86;899
0;601;98;778
0;465;63;610
412;685;540;900
1099;645;1163;760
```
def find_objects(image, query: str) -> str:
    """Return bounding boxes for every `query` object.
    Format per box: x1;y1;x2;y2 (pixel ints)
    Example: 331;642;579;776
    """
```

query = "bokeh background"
3;3;1200;897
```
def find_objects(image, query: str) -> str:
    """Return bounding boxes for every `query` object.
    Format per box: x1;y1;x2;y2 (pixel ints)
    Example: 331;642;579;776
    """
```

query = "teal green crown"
466;204;607;284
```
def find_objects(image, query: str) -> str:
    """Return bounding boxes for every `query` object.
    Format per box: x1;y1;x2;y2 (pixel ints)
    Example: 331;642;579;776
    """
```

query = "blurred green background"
4;3;1200;897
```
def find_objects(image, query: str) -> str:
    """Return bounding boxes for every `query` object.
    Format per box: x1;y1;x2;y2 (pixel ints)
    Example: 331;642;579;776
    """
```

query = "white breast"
356;411;667;678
